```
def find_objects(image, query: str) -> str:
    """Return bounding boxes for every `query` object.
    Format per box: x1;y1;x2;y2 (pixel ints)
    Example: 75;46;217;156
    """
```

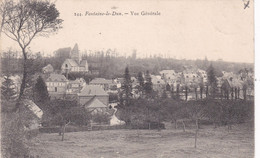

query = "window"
55;87;57;92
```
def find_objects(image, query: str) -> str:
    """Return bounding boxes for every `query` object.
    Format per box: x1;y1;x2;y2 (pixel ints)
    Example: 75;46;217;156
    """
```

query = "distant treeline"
1;51;253;78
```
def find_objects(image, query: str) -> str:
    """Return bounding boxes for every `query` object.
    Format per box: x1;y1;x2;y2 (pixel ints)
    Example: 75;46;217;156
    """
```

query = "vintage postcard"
0;0;255;157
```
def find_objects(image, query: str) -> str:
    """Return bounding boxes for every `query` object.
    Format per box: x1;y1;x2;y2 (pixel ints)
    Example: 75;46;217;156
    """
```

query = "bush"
41;99;90;127
1;112;30;158
91;113;111;124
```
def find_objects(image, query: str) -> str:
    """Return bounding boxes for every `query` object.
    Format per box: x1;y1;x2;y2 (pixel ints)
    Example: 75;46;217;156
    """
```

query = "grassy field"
28;123;254;158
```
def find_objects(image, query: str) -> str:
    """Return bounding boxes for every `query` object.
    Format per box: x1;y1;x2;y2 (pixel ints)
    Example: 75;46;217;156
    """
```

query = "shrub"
1;111;30;158
92;113;111;124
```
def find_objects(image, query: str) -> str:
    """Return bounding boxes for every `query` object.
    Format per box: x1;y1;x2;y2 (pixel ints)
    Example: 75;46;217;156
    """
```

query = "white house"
45;74;68;99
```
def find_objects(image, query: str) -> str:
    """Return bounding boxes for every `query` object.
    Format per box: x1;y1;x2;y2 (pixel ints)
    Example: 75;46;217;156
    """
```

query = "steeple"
70;43;81;63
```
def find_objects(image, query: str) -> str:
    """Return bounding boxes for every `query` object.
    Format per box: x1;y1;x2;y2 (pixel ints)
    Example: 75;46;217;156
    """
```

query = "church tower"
70;43;81;63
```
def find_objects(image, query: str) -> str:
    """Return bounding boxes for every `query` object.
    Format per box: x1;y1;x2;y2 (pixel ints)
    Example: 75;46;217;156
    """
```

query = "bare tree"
186;100;207;148
0;0;63;107
0;0;13;33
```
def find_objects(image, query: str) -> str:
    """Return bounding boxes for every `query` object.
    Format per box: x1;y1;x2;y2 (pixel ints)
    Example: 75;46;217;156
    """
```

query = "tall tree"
118;66;132;125
1;75;17;101
207;64;218;98
0;0;63;105
33;75;49;108
121;66;132;106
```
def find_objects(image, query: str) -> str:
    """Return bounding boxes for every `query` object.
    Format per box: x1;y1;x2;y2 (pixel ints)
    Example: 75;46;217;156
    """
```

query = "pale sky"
0;0;254;63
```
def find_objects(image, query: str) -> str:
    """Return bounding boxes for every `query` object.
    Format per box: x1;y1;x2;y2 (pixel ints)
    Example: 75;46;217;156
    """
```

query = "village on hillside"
1;43;255;157
1;43;255;129
0;0;255;157
2;43;254;102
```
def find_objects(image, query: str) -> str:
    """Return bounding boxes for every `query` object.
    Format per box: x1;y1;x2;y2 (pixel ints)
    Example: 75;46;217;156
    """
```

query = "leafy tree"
43;99;89;141
121;66;132;106
1;75;17;101
0;0;63;105
118;66;132;125
33;75;49;109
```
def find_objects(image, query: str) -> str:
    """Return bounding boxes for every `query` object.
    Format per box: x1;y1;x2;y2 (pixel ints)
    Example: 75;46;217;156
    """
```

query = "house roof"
84;96;107;108
69;78;85;84
71;43;79;55
160;70;176;75
22;99;43;119
226;78;243;88
90;78;113;84
117;78;124;84
78;85;108;96
151;75;165;84
46;74;68;82
65;59;79;67
79;60;88;67
42;64;54;71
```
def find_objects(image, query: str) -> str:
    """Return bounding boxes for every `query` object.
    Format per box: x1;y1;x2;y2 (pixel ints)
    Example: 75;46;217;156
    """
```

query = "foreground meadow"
29;123;254;158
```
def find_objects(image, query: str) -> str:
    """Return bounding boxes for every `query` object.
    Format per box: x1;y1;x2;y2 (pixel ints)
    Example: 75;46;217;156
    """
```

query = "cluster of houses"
0;44;255;130
157;67;254;100
41;44;254;109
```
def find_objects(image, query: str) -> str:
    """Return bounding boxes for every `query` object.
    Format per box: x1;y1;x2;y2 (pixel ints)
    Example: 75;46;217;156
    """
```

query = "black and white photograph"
0;0;255;157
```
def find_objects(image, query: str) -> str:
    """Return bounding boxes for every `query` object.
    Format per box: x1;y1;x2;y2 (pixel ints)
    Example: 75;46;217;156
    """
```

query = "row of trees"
116;66;254;148
117;67;154;125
